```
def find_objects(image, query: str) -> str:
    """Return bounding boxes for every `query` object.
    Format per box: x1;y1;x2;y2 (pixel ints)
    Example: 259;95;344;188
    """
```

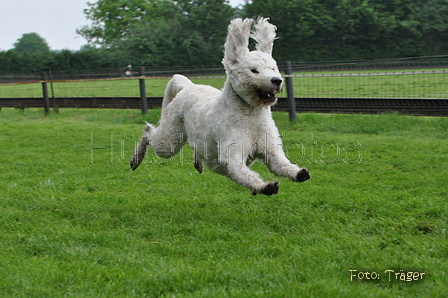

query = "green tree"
77;0;178;45
244;0;425;61
414;0;448;55
0;50;20;74
13;33;50;53
78;0;235;65
175;0;235;45
117;19;217;66
121;0;234;65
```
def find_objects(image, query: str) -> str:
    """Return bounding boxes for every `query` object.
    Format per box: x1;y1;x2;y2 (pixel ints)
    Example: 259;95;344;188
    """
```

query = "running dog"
130;18;310;195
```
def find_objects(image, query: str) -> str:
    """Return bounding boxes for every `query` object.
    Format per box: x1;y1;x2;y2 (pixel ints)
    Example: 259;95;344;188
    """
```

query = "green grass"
1;108;447;297
292;72;448;98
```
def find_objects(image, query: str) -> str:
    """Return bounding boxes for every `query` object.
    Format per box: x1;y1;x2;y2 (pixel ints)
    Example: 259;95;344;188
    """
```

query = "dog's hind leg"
149;109;186;159
130;75;191;170
193;147;204;174
130;119;186;170
194;159;204;174
130;122;153;170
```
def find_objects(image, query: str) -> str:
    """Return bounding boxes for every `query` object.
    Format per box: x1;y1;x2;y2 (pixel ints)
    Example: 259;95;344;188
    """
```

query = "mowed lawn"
0;108;447;297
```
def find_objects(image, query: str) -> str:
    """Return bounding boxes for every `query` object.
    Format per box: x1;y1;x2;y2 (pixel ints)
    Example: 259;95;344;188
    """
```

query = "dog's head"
223;18;283;107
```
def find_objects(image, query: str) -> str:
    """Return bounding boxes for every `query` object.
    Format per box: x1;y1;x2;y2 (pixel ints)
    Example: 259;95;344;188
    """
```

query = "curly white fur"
251;17;277;55
130;18;310;195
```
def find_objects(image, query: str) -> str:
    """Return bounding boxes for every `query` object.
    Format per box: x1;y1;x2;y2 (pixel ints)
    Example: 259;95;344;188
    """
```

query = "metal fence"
1;56;447;116
295;70;447;98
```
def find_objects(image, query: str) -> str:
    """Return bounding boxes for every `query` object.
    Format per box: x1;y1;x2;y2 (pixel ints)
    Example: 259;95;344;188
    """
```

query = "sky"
0;0;246;52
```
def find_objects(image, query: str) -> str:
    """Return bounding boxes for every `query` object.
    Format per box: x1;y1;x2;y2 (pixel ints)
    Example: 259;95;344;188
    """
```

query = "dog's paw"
252;181;279;196
129;144;148;171
129;155;141;171
194;160;204;174
295;168;311;182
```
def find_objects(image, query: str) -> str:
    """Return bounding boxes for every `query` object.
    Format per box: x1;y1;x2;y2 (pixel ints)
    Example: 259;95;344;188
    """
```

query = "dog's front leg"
265;146;311;182
227;163;279;195
223;144;279;195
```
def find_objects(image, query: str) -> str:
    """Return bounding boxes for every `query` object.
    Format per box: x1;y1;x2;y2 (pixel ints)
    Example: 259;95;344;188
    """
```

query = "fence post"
48;68;59;114
284;61;296;122
41;71;50;116
139;66;148;115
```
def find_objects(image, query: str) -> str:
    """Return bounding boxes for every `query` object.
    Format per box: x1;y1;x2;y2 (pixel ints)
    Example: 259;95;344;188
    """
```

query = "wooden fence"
1;58;448;118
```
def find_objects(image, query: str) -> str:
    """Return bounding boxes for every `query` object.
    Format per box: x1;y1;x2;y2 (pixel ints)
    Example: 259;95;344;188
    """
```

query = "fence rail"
2;96;447;116
1;56;447;117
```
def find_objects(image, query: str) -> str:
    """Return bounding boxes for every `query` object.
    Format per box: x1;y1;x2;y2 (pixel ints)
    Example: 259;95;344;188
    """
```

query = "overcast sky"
0;0;245;51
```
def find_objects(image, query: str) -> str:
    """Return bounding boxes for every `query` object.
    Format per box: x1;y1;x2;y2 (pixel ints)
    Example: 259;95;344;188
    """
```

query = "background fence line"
1;56;447;118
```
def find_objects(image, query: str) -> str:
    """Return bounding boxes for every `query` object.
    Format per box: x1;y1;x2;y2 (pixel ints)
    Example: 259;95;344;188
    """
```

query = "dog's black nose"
271;77;282;86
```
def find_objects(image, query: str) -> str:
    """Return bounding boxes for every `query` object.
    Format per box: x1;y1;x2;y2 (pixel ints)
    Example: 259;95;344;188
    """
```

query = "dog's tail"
162;74;194;109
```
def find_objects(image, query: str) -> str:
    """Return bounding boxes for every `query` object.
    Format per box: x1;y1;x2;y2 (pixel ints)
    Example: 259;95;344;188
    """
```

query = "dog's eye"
251;69;259;74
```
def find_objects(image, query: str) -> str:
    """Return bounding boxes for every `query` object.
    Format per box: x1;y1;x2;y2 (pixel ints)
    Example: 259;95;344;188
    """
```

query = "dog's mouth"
256;89;278;104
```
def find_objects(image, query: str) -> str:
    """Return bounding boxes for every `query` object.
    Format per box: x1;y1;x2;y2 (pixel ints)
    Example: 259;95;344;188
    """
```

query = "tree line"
1;0;447;75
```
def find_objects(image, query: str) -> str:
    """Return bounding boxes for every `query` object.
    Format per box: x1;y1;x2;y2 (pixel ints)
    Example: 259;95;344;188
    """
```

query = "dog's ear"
223;18;253;66
251;17;277;55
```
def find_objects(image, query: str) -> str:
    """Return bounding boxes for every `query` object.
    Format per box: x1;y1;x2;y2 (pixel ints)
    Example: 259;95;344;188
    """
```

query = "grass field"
1;108;447;297
1;68;447;99
293;72;448;98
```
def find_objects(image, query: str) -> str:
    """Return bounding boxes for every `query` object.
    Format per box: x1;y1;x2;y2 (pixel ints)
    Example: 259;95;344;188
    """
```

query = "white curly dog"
130;17;310;195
